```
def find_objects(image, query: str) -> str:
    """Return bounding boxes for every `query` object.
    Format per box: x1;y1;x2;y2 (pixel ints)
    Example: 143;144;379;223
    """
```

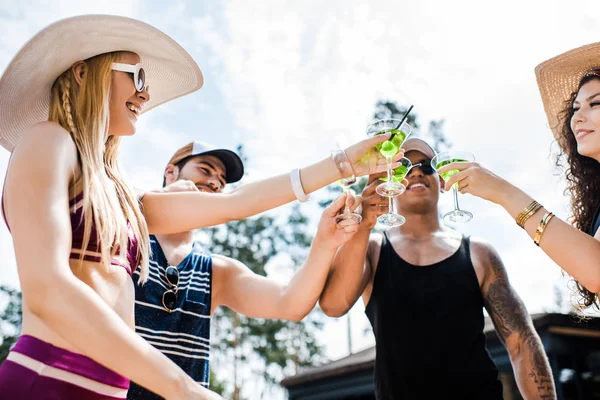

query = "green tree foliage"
373;100;420;129
0;285;22;363
209;369;227;396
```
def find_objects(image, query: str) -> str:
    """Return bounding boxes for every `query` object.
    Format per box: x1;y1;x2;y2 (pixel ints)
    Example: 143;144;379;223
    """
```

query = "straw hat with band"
167;141;244;184
535;41;600;143
0;14;204;152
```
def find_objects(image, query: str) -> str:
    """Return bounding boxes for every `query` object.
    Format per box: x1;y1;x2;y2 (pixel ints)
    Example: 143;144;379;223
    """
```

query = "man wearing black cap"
319;138;556;400
129;141;359;399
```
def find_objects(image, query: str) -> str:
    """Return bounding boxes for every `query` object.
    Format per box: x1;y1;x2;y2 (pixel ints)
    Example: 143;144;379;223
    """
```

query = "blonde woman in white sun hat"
437;42;600;311
0;14;399;399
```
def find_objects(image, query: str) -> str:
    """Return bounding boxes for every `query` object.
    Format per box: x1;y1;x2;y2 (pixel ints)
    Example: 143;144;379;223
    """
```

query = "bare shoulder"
211;254;248;275
23;121;75;146
366;232;384;272
6;122;78;191
468;236;508;287
367;232;384;252
469;235;495;256
3;122;78;227
210;253;254;310
13;122;78;167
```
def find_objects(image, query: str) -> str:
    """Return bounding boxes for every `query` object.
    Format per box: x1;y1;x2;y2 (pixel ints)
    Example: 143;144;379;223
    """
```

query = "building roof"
281;345;376;388
281;312;600;388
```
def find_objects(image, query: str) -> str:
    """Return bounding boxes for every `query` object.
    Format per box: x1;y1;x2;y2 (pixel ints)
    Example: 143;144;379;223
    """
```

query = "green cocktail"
366;118;413;228
378;158;413;183
391;164;409;182
366;119;412;200
434;158;468;182
431;152;474;223
374;129;408;158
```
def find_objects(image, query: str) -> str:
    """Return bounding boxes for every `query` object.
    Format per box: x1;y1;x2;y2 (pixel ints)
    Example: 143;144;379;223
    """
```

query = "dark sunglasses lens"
421;164;435;175
408;163;435;176
137;68;145;92
165;266;179;286
162;290;177;311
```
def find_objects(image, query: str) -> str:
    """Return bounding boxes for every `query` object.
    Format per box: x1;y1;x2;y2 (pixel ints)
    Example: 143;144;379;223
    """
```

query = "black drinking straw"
395;105;414;130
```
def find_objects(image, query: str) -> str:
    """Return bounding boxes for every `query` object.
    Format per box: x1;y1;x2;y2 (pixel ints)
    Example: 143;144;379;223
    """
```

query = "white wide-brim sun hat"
535;42;600;142
0;14;203;151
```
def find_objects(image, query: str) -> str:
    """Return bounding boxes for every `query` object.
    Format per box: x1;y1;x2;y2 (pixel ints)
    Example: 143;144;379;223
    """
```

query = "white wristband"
290;168;310;203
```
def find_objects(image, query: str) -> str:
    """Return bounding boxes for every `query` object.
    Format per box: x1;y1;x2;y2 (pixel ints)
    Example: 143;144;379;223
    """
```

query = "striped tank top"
128;235;212;399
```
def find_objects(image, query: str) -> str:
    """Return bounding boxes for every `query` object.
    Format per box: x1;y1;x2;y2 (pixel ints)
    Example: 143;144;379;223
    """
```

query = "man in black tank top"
320;138;556;400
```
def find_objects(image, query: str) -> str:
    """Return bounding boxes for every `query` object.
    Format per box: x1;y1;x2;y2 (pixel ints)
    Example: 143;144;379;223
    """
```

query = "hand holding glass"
431;151;475;223
366;119;412;197
376;158;420;227
332;150;362;224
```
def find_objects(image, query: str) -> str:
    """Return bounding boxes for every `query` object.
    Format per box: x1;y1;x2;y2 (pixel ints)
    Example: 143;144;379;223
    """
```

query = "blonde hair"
48;51;150;282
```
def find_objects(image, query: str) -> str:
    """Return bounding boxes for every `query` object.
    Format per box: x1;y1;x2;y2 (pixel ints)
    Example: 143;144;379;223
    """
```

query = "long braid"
48;53;151;281
60;77;77;135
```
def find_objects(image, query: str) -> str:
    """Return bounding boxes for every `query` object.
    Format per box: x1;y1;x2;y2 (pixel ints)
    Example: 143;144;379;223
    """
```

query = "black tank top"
365;233;503;400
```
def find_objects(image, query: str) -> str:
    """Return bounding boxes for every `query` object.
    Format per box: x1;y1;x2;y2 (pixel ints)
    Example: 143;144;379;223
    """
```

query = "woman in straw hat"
0;15;398;399
437;42;600;311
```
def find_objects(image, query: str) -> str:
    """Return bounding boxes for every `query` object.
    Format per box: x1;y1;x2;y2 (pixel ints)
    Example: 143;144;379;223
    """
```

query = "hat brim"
0;14;203;151
200;149;244;183
401;138;436;159
535;42;600;141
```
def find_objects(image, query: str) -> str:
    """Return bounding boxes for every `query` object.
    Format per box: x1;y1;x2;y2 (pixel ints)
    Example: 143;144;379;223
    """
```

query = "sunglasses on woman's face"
111;62;146;92
162;265;179;313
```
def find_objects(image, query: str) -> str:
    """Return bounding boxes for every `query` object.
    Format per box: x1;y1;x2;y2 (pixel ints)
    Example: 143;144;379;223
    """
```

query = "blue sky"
1;0;600;388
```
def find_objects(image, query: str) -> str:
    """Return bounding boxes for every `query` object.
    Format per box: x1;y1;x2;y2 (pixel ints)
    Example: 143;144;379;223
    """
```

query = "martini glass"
376;158;420;227
366;119;412;197
431;151;475;223
366;119;412;227
333;149;362;224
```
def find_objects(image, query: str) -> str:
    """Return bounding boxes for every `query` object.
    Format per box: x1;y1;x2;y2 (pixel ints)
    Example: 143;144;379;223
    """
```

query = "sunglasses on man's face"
407;161;436;176
111;62;146;92
162;265;179;313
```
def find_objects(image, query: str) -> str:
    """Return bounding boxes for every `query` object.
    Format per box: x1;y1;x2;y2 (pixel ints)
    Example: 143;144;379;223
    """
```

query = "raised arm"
4;123;219;400
319;173;388;317
441;161;600;293
142;135;403;234
212;194;360;321
476;240;556;400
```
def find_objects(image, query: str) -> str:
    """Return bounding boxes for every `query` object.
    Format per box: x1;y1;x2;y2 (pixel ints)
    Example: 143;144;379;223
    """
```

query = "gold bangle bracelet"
516;200;541;227
533;212;554;247
516;201;537;227
516;200;543;229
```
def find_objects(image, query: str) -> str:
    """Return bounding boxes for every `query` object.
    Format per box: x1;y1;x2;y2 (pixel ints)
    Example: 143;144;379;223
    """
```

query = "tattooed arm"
475;240;556;400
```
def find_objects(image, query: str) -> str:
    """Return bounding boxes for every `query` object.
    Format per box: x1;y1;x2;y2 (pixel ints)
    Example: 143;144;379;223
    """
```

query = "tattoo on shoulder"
484;250;555;398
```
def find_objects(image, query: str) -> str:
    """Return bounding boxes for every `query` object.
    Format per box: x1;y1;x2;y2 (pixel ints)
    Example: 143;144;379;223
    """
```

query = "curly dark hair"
555;74;600;309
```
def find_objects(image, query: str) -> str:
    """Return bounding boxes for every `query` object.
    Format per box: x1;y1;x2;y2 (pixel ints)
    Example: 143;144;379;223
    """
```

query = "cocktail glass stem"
343;187;351;214
386;156;393;184
452;183;461;213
